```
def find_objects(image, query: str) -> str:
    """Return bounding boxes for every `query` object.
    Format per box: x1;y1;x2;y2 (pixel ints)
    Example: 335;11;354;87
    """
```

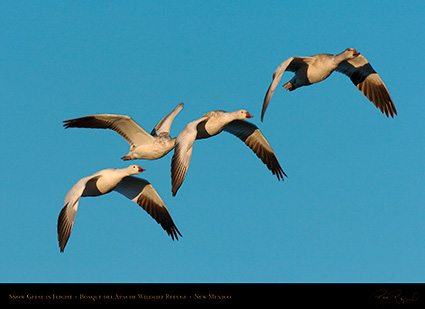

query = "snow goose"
261;48;396;120
57;165;181;252
63;102;184;160
171;109;286;196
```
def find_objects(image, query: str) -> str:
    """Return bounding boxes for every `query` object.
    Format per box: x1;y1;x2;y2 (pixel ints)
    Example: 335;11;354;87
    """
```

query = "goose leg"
283;81;293;91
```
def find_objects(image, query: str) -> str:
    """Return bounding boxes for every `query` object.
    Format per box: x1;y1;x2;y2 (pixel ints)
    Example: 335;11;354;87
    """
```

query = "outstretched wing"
114;176;182;240
262;57;294;121
224;120;287;180
171;117;208;196
63;114;154;147
336;55;396;118
151;102;184;137
261;57;313;121
57;175;93;252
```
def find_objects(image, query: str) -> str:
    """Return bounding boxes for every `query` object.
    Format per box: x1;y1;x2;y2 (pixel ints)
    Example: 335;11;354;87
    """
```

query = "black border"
2;283;425;306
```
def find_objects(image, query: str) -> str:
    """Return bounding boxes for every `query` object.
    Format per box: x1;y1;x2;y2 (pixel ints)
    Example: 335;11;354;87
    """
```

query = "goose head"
126;164;146;175
233;109;253;120
344;47;361;58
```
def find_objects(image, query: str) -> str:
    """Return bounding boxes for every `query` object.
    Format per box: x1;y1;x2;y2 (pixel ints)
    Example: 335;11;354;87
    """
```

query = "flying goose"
261;48;396;120
57;165;181;252
63;102;184;160
171;109;286;196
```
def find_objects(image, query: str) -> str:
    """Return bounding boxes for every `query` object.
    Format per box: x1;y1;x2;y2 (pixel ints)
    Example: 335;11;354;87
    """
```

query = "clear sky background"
1;1;424;283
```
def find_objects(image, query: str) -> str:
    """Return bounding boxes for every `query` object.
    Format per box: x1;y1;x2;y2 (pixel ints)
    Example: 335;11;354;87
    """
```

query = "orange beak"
246;112;253;119
138;167;145;172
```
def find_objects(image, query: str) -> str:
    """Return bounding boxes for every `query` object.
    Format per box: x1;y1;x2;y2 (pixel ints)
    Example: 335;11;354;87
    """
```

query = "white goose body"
81;168;127;196
58;165;181;252
196;110;239;138
133;137;176;160
262;48;396;120
63;102;184;161
303;54;339;84
171;109;286;196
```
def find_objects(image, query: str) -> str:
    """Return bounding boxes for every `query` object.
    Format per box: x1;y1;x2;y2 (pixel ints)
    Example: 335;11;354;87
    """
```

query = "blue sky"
1;1;424;283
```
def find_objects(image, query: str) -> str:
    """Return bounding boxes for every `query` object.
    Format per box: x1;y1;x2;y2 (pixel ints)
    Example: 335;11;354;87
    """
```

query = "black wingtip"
62;120;71;129
276;169;287;181
171;227;183;241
